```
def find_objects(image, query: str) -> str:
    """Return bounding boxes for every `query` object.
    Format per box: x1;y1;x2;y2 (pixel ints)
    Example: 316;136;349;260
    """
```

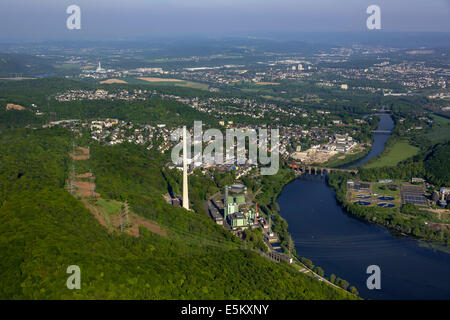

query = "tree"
336;278;350;291
314;266;324;277
329;274;336;284
300;257;314;269
350;286;359;295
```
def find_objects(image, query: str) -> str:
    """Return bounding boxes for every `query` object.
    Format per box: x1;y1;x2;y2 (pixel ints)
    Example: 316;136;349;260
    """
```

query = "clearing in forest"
68;144;166;238
100;78;128;84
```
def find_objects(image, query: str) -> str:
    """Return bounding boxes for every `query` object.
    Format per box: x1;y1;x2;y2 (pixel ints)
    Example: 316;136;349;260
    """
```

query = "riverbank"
275;113;450;299
327;171;450;246
327;114;437;243
256;164;361;296
276;171;450;299
319;146;371;168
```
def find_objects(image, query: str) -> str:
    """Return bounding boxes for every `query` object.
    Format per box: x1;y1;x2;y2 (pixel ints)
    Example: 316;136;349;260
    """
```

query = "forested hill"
0;78;217;129
424;142;450;187
0;128;354;299
0;53;57;77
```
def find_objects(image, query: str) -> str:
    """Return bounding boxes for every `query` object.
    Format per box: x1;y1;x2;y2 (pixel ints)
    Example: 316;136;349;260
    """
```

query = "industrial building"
438;187;450;208
347;180;371;192
207;200;224;225
205;184;290;264
402;184;427;206
223;185;259;232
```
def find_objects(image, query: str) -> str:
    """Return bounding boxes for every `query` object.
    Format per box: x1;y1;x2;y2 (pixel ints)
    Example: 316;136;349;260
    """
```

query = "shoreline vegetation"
326;171;450;246
326;112;449;245
260;163;361;296
269;111;449;295
321;110;450;246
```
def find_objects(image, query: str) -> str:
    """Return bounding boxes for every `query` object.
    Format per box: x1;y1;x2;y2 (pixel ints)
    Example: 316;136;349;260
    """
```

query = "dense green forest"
423;142;450;187
0;128;354;299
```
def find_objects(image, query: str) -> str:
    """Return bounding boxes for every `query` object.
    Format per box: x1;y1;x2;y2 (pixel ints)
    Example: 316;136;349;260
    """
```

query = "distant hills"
0;53;56;78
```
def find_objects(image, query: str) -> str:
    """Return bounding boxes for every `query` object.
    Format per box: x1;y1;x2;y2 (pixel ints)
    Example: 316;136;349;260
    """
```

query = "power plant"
223;184;258;231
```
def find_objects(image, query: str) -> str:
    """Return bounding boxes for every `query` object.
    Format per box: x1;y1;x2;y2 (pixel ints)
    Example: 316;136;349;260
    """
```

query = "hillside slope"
0;128;355;299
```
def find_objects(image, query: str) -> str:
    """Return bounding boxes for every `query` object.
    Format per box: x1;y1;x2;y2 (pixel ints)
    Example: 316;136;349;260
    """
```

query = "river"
277;115;450;299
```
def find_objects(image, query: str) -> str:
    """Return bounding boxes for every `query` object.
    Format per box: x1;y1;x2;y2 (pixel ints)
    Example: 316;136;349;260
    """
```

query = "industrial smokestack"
182;126;189;210
224;186;229;219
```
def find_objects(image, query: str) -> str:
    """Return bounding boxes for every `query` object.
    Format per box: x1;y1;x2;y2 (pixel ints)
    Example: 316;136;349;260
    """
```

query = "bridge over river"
279;113;450;299
372;130;393;134
287;163;358;176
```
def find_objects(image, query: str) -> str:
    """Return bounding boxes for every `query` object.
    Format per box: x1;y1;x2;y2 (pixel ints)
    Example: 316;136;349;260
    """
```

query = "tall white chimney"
182;126;189;210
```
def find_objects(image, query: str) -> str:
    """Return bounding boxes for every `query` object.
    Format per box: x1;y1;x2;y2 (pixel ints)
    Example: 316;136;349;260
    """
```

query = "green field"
127;78;209;90
175;81;209;90
365;140;419;168
431;114;450;126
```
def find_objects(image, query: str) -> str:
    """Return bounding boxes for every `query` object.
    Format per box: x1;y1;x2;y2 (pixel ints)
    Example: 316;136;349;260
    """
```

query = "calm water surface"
277;115;450;299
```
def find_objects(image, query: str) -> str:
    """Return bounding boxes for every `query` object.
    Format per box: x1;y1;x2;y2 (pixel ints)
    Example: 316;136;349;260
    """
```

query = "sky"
0;0;448;41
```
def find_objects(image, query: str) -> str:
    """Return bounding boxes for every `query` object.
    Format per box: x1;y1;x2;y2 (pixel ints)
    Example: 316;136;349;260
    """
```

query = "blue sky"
0;0;448;40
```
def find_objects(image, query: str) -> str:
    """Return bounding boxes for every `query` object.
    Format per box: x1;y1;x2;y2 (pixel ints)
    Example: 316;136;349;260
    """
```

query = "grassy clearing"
95;198;122;216
430;114;450;126
373;183;400;198
365;140;419;168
